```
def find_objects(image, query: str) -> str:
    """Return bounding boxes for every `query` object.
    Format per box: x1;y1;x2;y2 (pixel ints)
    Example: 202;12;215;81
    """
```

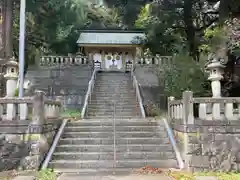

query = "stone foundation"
172;119;240;172
0;120;62;171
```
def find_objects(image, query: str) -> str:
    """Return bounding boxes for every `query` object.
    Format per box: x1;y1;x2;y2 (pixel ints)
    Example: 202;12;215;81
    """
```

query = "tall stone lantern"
4;59;18;120
143;48;152;64
206;58;225;120
206;58;225;97
4;59;18;97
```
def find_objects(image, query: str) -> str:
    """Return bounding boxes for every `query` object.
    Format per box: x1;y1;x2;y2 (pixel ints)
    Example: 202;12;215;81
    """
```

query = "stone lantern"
4;59;18;97
206;58;225;97
144;48;152;64
206;58;225;120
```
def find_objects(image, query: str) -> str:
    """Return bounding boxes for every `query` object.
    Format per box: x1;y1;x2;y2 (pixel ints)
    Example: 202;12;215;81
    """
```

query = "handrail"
160;118;184;169
81;68;97;118
131;69;146;118
41;119;68;169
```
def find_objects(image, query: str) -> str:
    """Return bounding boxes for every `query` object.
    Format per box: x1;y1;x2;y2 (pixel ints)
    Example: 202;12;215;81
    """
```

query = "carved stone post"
206;59;225;120
4;59;18;120
32;90;45;125
21;90;49;170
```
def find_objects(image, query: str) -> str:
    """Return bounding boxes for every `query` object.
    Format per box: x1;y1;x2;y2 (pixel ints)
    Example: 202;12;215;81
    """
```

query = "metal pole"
18;0;26;97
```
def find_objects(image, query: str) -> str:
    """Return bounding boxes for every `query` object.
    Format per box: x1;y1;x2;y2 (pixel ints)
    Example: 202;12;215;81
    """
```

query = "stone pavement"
11;173;219;180
57;174;173;180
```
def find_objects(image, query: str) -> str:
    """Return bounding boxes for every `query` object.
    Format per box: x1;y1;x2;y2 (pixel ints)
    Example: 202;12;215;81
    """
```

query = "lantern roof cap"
6;60;18;67
206;59;225;69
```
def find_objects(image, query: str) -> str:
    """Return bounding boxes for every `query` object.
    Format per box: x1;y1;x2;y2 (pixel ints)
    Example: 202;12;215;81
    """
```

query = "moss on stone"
168;171;240;180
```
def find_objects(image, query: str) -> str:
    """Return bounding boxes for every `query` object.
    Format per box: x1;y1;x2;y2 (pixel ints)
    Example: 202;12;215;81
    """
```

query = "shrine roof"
76;30;145;45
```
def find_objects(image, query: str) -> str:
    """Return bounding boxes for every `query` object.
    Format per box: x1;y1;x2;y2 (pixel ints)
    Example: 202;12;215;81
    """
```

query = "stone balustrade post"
32;90;45;125
22;90;49;170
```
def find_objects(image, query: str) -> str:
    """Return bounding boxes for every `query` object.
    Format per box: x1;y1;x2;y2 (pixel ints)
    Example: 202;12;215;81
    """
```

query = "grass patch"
168;171;240;180
36;168;57;180
60;109;81;119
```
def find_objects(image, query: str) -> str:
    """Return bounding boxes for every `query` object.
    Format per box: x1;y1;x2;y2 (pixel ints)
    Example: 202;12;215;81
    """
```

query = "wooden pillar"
122;52;126;70
101;50;105;70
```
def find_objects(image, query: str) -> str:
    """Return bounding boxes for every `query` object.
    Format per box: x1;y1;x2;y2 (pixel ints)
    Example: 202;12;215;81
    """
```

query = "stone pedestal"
4;59;18;120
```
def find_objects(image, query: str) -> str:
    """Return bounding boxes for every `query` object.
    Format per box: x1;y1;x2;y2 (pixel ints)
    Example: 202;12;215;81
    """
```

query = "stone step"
52;168;134;174
67;120;159;126
92;92;134;95
87;112;138;116
93;85;133;88
94;83;131;85
87;107;139;112
93;90;132;93
86;115;141;119
89;98;136;102
52;151;175;161
62;131;167;138
59;137;169;145
88;101;137;105
49;159;178;169
64;125;165;132
88;104;138;108
55;144;173;152
91;94;136;97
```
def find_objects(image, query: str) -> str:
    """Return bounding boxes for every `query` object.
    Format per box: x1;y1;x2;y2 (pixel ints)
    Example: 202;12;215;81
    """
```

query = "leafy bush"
14;88;19;97
144;100;160;117
160;54;211;99
36;168;57;180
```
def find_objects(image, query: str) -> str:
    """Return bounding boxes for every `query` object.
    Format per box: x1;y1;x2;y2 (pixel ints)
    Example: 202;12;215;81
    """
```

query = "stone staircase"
48;71;178;174
86;72;141;118
49;118;178;174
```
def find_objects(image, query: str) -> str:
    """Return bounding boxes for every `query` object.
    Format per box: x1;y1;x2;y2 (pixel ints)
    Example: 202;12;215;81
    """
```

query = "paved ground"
10;174;219;180
57;174;173;180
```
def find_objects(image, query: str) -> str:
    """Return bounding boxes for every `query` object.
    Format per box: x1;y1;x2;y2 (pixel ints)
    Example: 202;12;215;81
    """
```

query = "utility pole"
18;0;26;97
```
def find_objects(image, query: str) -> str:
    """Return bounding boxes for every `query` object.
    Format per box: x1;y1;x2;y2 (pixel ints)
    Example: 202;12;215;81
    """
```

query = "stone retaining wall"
172;119;240;172
135;65;167;113
25;65;92;110
0;120;62;171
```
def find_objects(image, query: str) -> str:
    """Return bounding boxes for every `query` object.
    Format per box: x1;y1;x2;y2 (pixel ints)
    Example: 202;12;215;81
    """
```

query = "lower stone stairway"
49;118;178;174
86;72;141;118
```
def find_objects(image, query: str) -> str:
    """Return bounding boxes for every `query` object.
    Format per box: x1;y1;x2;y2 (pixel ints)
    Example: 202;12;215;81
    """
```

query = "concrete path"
11;174;219;180
57;174;173;180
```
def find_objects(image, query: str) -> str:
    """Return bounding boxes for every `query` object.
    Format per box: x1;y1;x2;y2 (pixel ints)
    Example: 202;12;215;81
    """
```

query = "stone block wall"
134;64;167;113
172;119;240;172
25;65;92;110
0;120;62;171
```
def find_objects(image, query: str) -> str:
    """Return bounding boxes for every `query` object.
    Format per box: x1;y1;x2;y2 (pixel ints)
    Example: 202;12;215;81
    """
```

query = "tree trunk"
183;0;199;61
4;0;13;59
0;0;6;58
219;0;229;23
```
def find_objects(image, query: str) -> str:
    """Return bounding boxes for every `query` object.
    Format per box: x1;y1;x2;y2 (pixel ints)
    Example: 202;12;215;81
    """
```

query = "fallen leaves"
134;166;163;174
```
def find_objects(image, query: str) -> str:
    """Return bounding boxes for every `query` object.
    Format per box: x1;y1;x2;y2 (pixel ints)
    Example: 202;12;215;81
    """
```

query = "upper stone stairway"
86;72;141;118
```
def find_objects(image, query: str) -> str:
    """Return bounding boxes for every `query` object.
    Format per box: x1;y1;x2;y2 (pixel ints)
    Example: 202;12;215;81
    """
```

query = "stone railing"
168;91;240;172
0;91;61;121
40;55;88;66
137;56;173;65
0;91;62;171
81;68;97;118
131;69;146;118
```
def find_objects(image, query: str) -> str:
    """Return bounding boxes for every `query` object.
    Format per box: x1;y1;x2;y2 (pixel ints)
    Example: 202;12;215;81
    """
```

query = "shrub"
36;168;57;180
159;53;211;99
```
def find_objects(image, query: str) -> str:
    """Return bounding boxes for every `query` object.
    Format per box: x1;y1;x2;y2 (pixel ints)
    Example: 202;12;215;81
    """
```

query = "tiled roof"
77;32;145;44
